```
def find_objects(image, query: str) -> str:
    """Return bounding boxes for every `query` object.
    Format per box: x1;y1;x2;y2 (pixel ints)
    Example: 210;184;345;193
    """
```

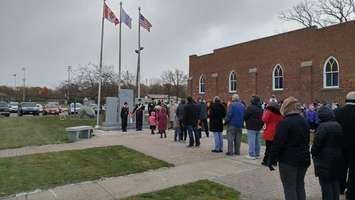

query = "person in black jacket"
312;105;344;200
133;99;145;131
244;96;264;159
269;96;310;200
176;99;187;141
336;91;355;199
209;96;226;153
120;102;129;132
183;97;200;147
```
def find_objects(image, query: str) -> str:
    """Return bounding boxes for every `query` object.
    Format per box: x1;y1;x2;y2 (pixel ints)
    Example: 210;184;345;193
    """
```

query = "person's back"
209;102;226;132
226;101;245;128
183;101;198;126
244;98;263;131
336;104;355;150
312;106;344;200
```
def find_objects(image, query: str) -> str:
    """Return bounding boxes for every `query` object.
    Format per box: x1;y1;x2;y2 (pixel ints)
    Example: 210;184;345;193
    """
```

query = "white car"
9;102;19;113
36;104;43;113
69;103;82;114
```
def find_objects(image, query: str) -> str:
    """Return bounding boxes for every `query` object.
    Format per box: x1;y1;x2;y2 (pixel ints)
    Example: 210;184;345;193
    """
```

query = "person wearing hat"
120;102;129;132
244;95;264;159
261;101;283;166
336;91;355;199
312;105;344;200
269;96;311;200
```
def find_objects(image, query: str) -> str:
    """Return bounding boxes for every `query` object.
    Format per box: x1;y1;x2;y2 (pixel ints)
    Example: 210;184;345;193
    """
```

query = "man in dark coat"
148;100;155;116
198;98;209;138
176;99;187;141
133;99;145;131
209;96;226;152
183;96;200;147
336;91;355;199
312;106;344;200
244;96;264;159
120;102;129;132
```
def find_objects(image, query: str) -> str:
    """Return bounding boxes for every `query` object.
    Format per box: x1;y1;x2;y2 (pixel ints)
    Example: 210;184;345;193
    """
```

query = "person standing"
176;99;187;141
269;97;310;200
225;94;245;156
133;100;145;131
157;106;168;138
169;100;177;129
244;96;264;159
209;96;226;153
198;98;209;138
336;91;355;199
261;101;283;166
149;111;156;135
120;102;129;132
305;104;320;131
183;97;200;147
312;106;344;200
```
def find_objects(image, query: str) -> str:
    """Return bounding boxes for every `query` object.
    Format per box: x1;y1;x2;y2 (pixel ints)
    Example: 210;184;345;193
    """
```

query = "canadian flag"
104;3;119;25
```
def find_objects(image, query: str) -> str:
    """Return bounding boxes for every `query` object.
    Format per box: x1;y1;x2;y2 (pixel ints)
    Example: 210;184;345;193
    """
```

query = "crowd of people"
120;92;355;200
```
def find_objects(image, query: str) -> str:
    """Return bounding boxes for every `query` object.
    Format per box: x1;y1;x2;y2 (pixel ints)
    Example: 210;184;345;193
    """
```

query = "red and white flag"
104;3;119;25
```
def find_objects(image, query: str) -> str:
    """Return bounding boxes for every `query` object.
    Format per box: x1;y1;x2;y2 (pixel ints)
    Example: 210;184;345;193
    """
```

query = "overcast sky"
0;0;303;88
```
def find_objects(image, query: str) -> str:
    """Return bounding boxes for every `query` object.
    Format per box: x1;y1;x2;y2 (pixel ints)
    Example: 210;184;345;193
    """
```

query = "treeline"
0;64;188;103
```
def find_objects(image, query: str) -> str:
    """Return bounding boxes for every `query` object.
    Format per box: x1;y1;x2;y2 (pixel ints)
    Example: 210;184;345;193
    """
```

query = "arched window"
324;56;339;88
199;75;205;94
229;71;237;93
272;64;284;90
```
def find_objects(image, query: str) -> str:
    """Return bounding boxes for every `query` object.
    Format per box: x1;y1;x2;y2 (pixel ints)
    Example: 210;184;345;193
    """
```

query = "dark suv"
18;102;40;116
0;101;10;117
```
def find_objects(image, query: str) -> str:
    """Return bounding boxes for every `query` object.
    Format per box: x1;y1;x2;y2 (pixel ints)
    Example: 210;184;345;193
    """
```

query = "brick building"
188;20;355;104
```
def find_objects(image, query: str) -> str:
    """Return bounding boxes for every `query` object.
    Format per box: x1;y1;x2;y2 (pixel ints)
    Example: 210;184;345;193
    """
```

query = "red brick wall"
188;21;355;105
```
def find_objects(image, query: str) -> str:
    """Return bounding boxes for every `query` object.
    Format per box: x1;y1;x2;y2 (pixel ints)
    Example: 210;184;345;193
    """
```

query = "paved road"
2;129;325;200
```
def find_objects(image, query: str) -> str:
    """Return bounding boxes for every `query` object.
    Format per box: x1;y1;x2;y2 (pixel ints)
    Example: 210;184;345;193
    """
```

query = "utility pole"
135;7;144;100
13;74;17;101
67;66;72;104
22;67;26;102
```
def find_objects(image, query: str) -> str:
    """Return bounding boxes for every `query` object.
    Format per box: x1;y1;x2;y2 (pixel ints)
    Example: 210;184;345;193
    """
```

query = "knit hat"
280;96;301;116
346;92;355;104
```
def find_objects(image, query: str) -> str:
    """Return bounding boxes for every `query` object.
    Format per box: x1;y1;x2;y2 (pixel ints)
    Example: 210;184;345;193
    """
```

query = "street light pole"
22;67;26;102
135;7;144;100
67;66;72;104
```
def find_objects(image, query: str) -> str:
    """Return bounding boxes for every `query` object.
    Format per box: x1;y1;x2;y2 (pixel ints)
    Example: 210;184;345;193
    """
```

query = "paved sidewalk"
2;129;323;200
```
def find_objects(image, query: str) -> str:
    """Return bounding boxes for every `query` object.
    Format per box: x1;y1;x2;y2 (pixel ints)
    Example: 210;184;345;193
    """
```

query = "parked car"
43;104;61;115
18;102;40;116
69;103;82;114
0;101;10;117
9;102;19;113
36;104;43;113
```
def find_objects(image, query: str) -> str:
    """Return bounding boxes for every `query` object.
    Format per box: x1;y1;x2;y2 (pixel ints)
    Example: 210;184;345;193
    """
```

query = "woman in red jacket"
262;102;283;166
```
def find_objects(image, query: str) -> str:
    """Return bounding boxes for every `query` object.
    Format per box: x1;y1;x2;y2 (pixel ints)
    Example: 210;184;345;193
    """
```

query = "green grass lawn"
0;145;172;197
124;180;240;200
0;116;96;149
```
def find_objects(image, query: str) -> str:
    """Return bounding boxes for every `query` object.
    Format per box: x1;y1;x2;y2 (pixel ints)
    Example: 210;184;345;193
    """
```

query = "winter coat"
225;101;245;128
262;105;283;141
149;112;156;126
169;103;177;122
311;106;344;180
269;113;311;167
244;100;264;131
209;102;226;132
335;104;355;152
176;103;185;121
183;102;198;126
157;107;168;131
199;102;208;120
305;109;319;124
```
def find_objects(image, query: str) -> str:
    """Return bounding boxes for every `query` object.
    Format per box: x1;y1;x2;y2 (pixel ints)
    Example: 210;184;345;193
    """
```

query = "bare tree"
280;0;355;28
161;69;188;98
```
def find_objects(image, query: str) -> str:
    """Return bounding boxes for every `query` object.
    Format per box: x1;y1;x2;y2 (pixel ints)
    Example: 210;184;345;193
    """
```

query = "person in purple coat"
305;104;319;131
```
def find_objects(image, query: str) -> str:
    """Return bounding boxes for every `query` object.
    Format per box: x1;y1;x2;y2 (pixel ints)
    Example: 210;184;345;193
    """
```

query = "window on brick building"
324;56;339;88
199;75;205;94
229;71;237;93
273;65;284;91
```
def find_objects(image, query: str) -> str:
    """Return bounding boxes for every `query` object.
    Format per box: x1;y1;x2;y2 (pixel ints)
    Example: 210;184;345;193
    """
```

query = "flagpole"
96;0;106;128
118;2;122;96
136;7;142;100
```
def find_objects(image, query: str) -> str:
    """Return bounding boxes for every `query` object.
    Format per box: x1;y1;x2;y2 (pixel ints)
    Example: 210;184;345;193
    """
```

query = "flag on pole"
104;3;119;25
121;8;132;29
139;13;152;32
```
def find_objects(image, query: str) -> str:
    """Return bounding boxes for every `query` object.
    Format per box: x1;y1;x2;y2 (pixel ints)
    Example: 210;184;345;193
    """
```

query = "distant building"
188;20;355;104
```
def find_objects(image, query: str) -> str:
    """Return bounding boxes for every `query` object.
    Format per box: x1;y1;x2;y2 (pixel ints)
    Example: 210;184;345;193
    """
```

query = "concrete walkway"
2;129;324;200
